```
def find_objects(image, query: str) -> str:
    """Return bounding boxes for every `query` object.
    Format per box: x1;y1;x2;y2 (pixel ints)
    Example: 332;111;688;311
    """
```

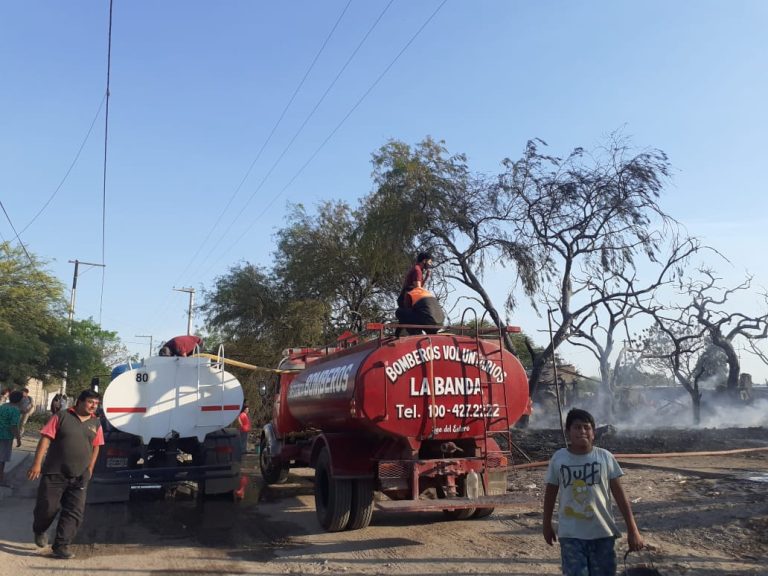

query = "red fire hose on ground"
510;446;768;470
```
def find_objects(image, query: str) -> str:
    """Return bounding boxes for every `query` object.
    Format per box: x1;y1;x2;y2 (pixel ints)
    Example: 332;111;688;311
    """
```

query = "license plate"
106;457;128;468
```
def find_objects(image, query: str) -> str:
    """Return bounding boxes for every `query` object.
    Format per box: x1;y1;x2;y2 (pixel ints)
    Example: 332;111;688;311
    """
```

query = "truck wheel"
346;479;374;530
314;447;352;532
260;434;289;485
443;506;476;520
437;485;475;520
472;507;495;518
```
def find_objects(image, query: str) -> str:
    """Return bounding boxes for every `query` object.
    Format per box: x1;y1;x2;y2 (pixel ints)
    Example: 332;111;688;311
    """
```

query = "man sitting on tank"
159;335;204;357
395;287;445;335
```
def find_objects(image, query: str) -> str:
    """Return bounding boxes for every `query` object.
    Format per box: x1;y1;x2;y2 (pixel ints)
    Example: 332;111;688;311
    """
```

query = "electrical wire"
200;0;447;275
190;0;401;282
19;93;107;236
0;200;34;265
171;0;354;288
145;1;355;334
98;0;115;325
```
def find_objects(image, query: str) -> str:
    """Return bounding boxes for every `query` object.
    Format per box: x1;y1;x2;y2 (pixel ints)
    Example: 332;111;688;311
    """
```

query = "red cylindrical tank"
285;333;529;439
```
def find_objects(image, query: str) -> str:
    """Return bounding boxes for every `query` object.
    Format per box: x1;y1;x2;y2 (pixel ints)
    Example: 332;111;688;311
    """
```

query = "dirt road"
1;433;766;576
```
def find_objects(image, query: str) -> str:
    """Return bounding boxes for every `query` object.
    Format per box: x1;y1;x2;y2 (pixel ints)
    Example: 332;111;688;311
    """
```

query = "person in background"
0;390;23;487
1;388;10;404
542;408;643;576
236;403;251;456
27;390;104;559
160;335;204;357
397;252;433;308
18;387;35;437
50;393;62;415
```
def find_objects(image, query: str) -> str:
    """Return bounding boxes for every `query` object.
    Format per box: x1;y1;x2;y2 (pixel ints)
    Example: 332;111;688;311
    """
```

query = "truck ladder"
459;308;513;494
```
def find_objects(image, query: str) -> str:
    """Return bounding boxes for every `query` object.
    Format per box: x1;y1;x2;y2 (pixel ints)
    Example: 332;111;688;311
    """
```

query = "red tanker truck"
259;323;532;531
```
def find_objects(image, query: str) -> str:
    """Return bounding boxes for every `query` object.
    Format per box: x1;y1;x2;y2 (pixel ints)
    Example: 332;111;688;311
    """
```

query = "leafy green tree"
200;263;327;370
274;201;398;333
363;137;541;352
1;243;127;396
54;318;127;397
0;242;67;386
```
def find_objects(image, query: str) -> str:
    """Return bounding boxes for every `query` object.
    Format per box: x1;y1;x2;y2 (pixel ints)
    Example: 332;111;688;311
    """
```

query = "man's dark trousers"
33;473;89;549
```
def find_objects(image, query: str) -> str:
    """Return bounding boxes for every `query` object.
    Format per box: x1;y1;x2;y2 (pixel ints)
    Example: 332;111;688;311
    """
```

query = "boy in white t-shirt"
543;408;644;576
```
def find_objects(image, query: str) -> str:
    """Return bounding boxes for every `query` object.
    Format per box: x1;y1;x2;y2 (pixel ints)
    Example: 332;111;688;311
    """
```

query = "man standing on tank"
398;252;433;307
27;389;104;559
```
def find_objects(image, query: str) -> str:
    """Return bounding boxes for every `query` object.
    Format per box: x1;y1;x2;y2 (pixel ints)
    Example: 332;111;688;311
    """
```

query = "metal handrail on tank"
215;344;225;382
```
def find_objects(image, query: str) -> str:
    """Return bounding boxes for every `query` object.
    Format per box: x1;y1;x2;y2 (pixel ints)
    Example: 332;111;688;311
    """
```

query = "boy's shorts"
559;536;617;576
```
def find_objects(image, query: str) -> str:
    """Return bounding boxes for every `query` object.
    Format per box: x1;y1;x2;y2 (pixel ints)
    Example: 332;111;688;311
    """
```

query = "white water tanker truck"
88;354;244;503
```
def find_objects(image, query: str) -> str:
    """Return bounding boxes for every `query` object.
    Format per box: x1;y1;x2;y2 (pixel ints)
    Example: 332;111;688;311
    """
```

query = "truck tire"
260;434;289;485
346;478;374;530
314;447;352;532
471;507;495;518
443;506;476;520
437;484;475;520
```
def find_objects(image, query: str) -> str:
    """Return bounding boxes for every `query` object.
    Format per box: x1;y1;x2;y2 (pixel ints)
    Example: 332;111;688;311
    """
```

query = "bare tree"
631;267;768;422
686;270;768;393
632;321;708;423
498;135;679;398
567;238;700;420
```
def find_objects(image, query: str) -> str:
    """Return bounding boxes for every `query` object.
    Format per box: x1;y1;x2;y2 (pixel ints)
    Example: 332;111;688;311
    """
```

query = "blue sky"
2;1;767;380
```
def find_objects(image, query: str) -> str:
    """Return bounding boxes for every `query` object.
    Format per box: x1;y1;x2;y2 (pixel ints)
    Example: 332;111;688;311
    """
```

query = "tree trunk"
598;357;614;422
691;389;701;425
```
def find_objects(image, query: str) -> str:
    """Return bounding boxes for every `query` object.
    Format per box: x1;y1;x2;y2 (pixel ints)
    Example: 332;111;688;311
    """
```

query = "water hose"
510;445;768;470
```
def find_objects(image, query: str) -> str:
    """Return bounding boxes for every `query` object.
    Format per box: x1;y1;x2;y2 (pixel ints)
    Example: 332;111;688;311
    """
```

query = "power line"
0;199;34;265
141;2;356;335
190;0;398;282
202;0;447;274
19;93;107;236
98;0;115;325
170;0;354;288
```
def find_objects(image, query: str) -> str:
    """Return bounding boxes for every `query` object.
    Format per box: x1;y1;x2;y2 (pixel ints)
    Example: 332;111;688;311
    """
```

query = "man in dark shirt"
161;334;204;357
397;252;433;308
27;389;104;559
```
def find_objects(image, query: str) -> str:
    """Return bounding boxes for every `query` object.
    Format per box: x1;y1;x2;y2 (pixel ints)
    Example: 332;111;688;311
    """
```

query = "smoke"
528;394;768;430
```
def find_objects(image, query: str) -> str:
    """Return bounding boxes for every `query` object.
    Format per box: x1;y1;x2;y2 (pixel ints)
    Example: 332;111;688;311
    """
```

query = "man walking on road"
18;387;34;437
27;389;104;559
0;390;23;487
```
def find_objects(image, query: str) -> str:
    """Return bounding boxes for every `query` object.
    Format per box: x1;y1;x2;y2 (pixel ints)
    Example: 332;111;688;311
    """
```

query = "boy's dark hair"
76;389;101;404
9;390;24;404
565;408;595;430
417;252;433;263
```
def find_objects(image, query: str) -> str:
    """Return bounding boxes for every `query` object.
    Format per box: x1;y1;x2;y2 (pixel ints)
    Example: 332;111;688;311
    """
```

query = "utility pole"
65;259;106;395
68;259;105;328
173;287;195;335
135;334;154;358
